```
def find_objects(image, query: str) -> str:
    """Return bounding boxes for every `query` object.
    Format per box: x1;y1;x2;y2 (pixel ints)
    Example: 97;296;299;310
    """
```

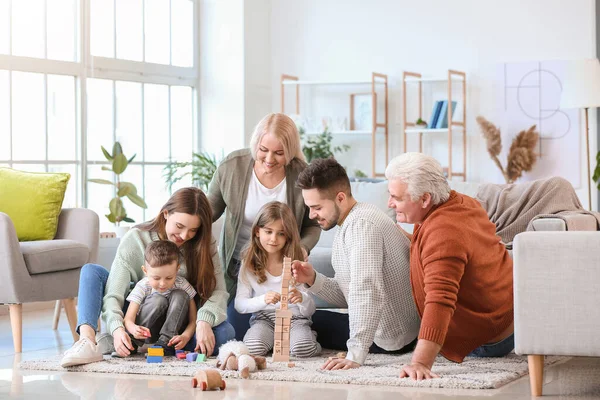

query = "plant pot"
115;226;131;238
415;124;428;130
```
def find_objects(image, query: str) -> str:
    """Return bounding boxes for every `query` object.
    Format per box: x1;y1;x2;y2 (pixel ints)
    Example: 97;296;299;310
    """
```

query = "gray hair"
385;152;450;206
249;113;305;165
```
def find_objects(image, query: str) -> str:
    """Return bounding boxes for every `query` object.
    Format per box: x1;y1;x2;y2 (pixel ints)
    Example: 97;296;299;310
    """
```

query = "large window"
0;0;198;231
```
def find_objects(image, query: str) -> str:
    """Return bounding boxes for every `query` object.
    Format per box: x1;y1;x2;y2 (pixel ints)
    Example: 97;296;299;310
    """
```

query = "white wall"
269;0;597;207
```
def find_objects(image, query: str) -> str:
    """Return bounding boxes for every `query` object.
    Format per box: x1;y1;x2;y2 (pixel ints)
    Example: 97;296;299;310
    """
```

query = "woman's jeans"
468;333;515;357
225;257;251;341
76;263;235;355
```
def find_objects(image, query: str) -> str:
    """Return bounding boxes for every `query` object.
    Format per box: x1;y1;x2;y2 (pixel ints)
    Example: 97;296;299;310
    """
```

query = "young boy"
123;240;197;356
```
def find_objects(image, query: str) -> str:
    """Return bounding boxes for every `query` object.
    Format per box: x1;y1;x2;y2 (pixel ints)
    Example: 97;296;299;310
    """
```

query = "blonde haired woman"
207;113;320;339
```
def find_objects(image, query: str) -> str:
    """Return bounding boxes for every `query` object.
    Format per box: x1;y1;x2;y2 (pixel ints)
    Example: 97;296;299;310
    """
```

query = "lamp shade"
560;58;600;109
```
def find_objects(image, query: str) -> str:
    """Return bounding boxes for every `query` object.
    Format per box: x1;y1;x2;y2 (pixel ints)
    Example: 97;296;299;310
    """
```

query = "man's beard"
319;204;340;231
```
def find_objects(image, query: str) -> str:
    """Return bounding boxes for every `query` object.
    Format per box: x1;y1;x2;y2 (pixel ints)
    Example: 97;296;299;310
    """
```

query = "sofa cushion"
0;168;70;241
20;239;89;275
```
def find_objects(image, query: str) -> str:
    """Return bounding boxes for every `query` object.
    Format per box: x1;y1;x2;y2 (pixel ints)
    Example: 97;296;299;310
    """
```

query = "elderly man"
386;152;514;381
291;158;420;370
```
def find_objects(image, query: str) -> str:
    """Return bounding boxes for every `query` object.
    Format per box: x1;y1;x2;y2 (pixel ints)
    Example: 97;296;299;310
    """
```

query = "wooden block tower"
272;256;293;362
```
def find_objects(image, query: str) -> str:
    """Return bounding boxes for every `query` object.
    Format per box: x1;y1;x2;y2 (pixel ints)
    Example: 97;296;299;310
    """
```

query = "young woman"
61;187;234;367
235;201;320;358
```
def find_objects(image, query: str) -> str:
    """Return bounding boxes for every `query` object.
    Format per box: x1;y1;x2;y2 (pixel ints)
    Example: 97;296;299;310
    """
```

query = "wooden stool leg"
52;300;62;330
9;304;23;353
528;354;544;396
62;298;80;342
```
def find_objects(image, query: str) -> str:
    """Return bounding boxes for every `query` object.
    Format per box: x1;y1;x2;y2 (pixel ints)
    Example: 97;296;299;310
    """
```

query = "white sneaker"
60;337;103;367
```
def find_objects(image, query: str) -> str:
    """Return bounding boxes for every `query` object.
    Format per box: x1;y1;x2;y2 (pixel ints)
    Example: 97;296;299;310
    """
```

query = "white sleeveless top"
233;170;287;260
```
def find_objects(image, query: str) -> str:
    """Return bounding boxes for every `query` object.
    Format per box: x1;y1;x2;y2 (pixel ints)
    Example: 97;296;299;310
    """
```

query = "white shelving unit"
402;70;467;181
281;73;389;177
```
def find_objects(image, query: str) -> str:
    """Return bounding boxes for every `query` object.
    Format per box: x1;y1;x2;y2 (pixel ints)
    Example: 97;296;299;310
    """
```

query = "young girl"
234;201;321;358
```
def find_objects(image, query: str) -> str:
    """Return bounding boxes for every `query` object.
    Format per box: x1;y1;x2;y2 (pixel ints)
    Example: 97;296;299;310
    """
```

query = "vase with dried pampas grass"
476;116;540;184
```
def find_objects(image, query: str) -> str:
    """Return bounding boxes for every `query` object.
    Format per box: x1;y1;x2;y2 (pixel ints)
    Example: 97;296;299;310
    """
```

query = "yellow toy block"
148;347;165;356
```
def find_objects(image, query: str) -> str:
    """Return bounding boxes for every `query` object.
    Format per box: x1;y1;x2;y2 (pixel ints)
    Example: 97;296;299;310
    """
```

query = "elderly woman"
385;152;514;381
207;113;320;339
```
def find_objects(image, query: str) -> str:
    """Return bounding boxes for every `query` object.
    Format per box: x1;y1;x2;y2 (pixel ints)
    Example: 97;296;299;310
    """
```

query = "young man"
292;158;420;370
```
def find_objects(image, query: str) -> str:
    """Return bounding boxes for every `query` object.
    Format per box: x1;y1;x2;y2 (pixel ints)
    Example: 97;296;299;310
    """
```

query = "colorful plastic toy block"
148;346;165;357
147;356;163;363
196;353;207;362
186;352;198;362
176;352;187;360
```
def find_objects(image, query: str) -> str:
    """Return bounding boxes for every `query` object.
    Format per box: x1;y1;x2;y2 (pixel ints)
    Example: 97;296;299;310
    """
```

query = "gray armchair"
513;215;600;396
0;208;99;352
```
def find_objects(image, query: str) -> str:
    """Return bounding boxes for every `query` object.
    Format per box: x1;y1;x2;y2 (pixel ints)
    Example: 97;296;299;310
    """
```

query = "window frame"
0;0;200;219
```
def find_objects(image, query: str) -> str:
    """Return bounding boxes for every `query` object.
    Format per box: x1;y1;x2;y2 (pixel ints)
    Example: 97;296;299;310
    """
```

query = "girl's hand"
113;327;135;357
129;324;151;340
288;288;303;304
264;291;281;305
168;334;191;350
195;321;216;356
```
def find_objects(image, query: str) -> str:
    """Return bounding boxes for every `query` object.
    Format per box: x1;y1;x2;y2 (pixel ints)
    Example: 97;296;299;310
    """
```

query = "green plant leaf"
101;166;112;171
127;192;148;209
109;197;124;218
88;178;114;185
106;213;117;223
101;146;113;161
117;182;134;197
112;142;123;158
128;154;136;163
113;153;128;174
122;217;135;223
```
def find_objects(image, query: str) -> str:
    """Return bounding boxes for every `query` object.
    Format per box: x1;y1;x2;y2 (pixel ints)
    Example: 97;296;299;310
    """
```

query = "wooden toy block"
196;353;207;362
186;352;198;362
274;340;282;348
281;287;289;295
272;354;289;362
281;294;288;303
282;317;291;325
147;347;165;356
282;332;290;340
280;302;288;310
147;355;163;363
273;347;282;355
275;309;293;318
100;232;116;239
282;338;290;346
274;331;283;339
275;325;283;333
282;346;289;353
282;325;290;333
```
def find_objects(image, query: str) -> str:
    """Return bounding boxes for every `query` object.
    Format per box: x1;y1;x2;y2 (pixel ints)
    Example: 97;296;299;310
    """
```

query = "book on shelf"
436;100;457;129
429;101;443;129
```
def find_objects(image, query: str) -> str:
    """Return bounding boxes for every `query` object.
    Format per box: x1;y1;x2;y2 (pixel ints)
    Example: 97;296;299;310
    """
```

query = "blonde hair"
385;152;450;206
249;113;305;164
240;201;304;284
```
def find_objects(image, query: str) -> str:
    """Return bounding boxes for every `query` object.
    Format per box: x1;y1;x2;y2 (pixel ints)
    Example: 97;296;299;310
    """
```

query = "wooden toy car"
191;369;226;391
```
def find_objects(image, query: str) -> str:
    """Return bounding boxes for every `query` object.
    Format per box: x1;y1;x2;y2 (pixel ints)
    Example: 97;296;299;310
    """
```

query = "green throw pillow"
0;168;70;241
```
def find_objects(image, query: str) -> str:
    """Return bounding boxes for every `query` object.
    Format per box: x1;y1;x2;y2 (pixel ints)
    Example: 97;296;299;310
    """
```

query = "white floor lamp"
560;58;600;210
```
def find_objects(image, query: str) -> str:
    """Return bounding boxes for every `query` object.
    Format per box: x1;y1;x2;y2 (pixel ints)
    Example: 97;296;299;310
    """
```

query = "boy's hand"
129;324;151;340
288;288;303;304
168;334;191;350
264;291;281;305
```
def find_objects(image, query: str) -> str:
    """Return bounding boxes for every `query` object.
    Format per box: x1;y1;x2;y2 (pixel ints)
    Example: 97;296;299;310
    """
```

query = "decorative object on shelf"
476;116;539;184
415;118;428;129
88;142;148;228
299;126;350;163
354;169;368;178
402;70;467;181
281;72;388;177
163;151;219;192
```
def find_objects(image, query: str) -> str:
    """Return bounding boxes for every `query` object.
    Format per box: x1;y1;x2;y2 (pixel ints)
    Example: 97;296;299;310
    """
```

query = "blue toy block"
186;352;198;362
175;350;184;355
147;356;163;363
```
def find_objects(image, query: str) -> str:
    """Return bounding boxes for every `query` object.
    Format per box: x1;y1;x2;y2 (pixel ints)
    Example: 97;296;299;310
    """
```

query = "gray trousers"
131;289;189;346
243;311;321;358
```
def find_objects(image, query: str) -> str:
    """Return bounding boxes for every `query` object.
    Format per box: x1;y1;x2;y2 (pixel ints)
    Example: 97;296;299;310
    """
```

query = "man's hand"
264;291;281;305
399;362;439;380
168;333;191;350
288;288;303;304
113;327;135;357
195;321;216;356
321;357;360;370
291;260;316;286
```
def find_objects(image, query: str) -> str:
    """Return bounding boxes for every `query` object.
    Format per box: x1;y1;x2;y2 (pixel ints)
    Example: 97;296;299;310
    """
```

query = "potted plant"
415;118;428;129
163;151;219;192
299;126;350;163
89;142;148;237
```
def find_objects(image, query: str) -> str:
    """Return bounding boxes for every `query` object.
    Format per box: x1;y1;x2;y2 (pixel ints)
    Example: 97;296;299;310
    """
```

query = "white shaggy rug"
20;351;568;389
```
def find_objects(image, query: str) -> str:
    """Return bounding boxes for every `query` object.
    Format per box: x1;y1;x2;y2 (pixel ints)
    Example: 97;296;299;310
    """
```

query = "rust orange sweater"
410;191;513;363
